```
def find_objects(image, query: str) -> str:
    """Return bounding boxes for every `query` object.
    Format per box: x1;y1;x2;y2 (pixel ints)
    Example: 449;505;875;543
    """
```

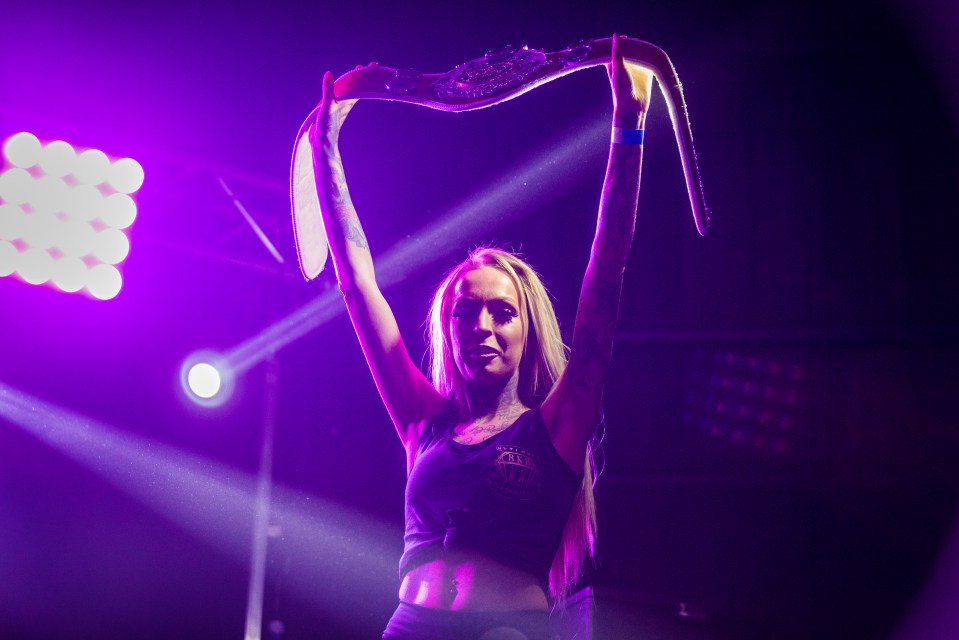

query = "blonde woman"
310;34;650;640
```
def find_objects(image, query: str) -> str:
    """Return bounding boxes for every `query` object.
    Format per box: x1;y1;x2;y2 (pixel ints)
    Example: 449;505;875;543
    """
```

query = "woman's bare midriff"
399;551;548;612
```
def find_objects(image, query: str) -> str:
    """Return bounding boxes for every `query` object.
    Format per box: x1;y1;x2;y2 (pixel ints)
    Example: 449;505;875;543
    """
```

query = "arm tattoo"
568;278;622;386
325;155;369;251
567;330;606;387
343;218;369;250
584;278;622;321
329;160;352;208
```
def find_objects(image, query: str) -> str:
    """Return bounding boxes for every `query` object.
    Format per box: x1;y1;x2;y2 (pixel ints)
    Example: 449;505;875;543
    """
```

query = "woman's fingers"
609;34;652;113
321;70;336;108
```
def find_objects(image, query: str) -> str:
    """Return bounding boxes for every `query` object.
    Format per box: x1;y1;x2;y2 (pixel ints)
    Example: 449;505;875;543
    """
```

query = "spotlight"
38;140;76;177
180;352;235;408
74;149;110;186
106;157;144;194
188;363;221;399
0;132;143;299
3;132;42;168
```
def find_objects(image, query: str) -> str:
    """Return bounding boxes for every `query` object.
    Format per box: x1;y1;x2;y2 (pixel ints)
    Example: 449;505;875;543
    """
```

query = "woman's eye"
452;304;476;320
493;308;517;323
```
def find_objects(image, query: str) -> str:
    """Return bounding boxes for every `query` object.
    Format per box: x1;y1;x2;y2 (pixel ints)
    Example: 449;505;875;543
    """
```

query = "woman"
310;34;651;640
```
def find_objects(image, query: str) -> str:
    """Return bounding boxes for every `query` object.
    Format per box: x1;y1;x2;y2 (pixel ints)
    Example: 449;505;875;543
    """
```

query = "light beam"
0;381;401;626
225;116;608;374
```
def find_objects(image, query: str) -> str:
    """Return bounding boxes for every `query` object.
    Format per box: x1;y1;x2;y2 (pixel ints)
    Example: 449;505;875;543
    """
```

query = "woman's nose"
473;309;493;333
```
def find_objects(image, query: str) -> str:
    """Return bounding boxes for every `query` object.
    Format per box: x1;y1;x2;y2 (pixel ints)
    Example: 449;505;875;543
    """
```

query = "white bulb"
3;132;42;168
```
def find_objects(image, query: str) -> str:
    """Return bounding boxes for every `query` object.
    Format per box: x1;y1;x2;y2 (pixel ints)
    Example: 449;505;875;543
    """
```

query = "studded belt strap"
291;36;709;280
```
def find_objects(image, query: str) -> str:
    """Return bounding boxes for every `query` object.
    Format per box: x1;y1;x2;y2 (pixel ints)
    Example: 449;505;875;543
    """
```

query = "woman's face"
449;266;525;388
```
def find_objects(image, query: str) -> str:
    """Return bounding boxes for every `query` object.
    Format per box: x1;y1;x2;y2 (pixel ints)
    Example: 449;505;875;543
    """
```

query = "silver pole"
243;353;279;640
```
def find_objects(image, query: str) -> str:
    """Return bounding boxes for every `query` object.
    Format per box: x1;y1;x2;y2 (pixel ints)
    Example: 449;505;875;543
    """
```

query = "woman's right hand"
309;70;358;152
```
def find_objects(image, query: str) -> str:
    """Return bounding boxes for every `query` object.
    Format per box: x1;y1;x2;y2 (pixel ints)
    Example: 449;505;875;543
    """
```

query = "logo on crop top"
489;445;541;499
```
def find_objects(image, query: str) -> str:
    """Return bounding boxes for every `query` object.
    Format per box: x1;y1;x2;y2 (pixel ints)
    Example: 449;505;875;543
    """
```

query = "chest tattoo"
454;406;525;444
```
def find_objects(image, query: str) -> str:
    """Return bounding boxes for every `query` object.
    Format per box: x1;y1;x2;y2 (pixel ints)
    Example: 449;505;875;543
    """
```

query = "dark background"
1;0;957;638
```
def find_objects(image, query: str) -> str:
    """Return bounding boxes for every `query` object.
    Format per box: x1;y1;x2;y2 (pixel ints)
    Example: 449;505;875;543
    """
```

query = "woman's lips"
465;346;499;360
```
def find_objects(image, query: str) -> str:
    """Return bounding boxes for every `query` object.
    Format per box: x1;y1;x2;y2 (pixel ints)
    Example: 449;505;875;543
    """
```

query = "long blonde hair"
426;247;597;601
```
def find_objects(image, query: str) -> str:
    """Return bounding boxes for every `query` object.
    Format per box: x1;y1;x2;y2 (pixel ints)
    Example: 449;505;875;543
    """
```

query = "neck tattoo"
455;404;525;445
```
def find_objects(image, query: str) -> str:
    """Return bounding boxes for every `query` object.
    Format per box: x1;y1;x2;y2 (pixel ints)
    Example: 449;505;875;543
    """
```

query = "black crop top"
399;409;584;586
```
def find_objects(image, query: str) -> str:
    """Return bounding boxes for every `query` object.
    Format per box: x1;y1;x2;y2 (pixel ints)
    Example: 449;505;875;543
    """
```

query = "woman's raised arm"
541;35;652;469
311;70;444;451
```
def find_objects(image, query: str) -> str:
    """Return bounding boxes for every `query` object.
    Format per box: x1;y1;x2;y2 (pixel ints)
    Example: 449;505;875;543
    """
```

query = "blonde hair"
426;246;597;601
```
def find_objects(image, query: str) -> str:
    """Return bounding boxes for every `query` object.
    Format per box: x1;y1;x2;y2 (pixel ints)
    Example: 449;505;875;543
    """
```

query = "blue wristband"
611;127;645;145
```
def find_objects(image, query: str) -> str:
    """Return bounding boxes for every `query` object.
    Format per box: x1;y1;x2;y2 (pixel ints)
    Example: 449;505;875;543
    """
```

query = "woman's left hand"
607;34;653;127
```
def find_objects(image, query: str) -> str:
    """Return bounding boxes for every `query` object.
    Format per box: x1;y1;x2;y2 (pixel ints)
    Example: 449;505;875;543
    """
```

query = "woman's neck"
465;375;526;424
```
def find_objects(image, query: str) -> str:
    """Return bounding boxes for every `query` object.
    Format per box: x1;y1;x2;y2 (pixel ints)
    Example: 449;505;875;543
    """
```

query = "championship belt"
291;36;709;280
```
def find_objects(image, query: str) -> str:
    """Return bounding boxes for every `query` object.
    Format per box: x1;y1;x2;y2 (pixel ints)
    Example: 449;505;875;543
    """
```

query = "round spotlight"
180;352;235;408
22;211;59;250
51;256;88;293
92;228;130;264
0;203;26;241
0;167;35;205
101;193;137;229
64;184;104;222
16;247;54;284
188;363;222;399
0;240;18;277
75;149;110;185
107;157;144;194
33;175;69;214
58;219;96;257
3;132;42;168
86;263;122;300
38;140;77;178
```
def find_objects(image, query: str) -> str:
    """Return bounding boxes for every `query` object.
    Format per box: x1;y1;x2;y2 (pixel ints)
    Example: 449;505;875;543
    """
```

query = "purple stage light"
86;263;122;300
0;379;401;626
107;157;144;194
188;362;222;399
687;350;805;455
3;132;42;168
38;140;75;178
75;149;110;186
0;132;143;300
0;240;16;276
180;352;235;408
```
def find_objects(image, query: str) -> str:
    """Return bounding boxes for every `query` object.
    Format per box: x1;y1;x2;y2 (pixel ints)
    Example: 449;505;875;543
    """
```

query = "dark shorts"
382;601;554;640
